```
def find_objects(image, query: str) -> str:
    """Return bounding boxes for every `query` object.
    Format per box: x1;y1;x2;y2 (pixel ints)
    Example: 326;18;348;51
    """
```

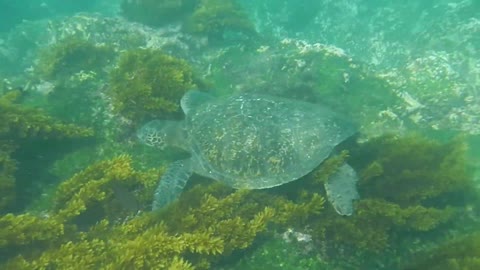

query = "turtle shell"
185;93;356;189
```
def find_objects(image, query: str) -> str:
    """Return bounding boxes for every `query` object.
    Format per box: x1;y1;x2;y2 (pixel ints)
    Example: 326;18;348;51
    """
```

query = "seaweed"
306;134;476;257
108;48;196;123
0;91;93;213
403;232;480;270
0;130;477;269
120;0;199;27
185;0;257;43
36;37;113;81
0;156;326;269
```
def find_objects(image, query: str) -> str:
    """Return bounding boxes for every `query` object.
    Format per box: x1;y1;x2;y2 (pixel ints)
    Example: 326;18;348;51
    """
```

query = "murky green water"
0;1;479;269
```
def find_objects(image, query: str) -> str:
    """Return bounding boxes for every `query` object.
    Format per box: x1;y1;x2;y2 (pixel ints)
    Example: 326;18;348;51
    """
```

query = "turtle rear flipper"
324;163;360;216
152;159;193;210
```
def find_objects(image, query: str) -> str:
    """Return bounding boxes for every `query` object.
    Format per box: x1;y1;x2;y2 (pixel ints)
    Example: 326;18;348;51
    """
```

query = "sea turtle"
137;90;360;215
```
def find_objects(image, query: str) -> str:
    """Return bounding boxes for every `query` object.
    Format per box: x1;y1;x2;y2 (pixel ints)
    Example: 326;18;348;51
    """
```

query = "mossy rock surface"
109;48;196;123
121;0;199;27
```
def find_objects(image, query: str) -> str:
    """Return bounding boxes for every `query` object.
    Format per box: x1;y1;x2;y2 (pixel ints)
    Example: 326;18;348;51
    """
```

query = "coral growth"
109;48;196;123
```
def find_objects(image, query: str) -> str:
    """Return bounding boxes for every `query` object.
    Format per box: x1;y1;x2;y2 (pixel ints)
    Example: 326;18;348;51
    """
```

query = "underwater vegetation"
203;40;400;136
33;37;115;125
108;48;196;124
353;135;473;206
0;131;477;269
0;2;477;269
306;135;475;256
228;236;332;270
403;232;480;270
120;0;256;43
184;0;257;42
120;0;199;27
0;155;324;269
0;156;157;267
0;90;93;213
0;91;93;140
51;155;159;222
0;140;16;213
35;36;114;81
0;2;478;268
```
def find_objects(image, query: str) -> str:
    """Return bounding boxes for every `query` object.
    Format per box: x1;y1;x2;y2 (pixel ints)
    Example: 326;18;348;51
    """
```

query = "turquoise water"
0;1;479;269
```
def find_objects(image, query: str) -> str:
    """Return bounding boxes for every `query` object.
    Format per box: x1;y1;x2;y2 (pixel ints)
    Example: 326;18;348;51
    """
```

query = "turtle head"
137;120;184;150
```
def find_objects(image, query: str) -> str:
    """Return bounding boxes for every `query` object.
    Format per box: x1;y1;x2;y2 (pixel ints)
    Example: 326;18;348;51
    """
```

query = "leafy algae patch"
108;48;196;123
0;131;478;269
0;91;93;213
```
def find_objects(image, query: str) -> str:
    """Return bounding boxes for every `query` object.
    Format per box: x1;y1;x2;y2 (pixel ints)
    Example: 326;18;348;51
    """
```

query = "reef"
228;237;331;270
0;91;93;140
36;36;114;81
185;0;257;43
108;48;197;123
21;36;114;126
301;134;477;266
0;2;478;269
0;155;325;269
202;40;400;137
120;0;256;43
0;141;16;212
0;90;93;213
120;0;199;27
0;132;477;269
403;232;480;270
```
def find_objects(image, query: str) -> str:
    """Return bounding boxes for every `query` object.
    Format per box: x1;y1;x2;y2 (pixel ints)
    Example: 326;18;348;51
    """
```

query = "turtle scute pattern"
185;93;354;189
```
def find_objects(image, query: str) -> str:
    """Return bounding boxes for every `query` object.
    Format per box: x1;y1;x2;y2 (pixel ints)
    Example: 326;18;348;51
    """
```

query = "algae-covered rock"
185;0;257;43
0;142;16;212
36;36;114;81
305;134;477;262
121;0;199;27
203;40;400;137
403;232;480;270
109;48;196;123
0;90;93;213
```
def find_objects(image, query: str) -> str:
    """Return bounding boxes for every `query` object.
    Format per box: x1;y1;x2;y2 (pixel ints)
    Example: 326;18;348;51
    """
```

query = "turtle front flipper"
152;159;193;210
324;163;360;216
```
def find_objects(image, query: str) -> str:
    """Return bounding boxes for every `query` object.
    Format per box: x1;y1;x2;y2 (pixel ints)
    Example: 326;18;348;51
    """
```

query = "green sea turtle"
137;90;360;215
